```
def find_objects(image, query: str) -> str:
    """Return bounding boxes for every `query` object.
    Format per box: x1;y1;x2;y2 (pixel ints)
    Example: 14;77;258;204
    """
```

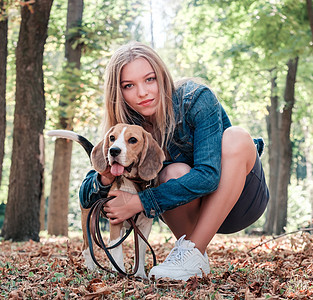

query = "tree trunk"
274;57;299;234
47;139;73;235
149;0;155;48
302;121;313;223
306;0;313;42
39;135;46;231
1;0;53;241
0;0;8;187
47;0;83;236
264;69;279;234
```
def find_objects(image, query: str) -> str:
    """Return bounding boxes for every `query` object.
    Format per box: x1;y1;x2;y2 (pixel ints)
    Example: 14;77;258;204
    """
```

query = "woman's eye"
147;77;156;82
123;83;133;89
128;137;138;144
109;135;115;142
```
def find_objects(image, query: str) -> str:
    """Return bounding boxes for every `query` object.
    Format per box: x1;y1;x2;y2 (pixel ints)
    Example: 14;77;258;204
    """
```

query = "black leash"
86;196;157;276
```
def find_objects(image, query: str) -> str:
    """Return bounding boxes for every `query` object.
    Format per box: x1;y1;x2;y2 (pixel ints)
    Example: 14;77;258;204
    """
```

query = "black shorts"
217;152;269;234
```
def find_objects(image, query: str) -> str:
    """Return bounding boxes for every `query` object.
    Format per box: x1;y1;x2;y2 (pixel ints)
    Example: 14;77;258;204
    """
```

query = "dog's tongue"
110;163;125;176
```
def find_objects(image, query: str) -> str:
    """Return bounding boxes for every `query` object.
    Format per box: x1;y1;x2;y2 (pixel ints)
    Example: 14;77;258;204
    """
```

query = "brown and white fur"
47;124;165;278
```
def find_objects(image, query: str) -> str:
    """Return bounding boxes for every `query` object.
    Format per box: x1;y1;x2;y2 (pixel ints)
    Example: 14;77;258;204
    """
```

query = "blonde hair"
102;41;176;148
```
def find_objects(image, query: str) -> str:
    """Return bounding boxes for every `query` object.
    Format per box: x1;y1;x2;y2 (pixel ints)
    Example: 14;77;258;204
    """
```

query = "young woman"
79;41;269;281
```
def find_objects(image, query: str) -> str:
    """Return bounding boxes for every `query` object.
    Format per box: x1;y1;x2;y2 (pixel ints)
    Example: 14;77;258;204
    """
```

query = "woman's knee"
222;126;255;158
159;163;191;183
222;126;257;174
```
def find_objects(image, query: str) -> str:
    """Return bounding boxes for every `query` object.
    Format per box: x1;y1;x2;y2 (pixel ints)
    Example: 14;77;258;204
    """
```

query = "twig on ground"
247;227;313;253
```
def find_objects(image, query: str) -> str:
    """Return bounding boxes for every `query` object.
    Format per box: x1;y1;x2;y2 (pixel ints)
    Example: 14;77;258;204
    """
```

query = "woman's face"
120;58;160;119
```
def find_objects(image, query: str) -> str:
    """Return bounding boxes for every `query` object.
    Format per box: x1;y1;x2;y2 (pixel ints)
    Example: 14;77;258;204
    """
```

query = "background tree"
47;0;84;236
307;0;313;40
245;1;309;234
1;0;53;241
0;0;8;187
305;0;313;222
273;57;298;234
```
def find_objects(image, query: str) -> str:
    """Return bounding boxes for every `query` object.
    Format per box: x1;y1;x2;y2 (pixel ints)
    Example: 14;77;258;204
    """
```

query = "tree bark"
47;0;83;236
39;135;46;231
0;0;8;187
47;139;73;235
1;0;53;241
306;0;313;42
274;57;299;234
264;69;279;234
149;0;155;48
302;121;313;223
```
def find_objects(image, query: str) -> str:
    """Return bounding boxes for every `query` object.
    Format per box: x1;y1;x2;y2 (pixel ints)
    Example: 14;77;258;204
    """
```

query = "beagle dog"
47;124;165;278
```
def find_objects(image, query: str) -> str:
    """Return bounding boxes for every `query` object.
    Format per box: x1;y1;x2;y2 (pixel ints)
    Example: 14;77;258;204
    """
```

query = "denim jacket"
138;81;232;217
79;81;233;216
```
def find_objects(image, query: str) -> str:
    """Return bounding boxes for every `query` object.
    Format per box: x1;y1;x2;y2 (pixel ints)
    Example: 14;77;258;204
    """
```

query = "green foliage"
246;0;310;61
287;179;312;231
167;0;271;131
45;0;145;131
168;0;312;133
0;0;19;21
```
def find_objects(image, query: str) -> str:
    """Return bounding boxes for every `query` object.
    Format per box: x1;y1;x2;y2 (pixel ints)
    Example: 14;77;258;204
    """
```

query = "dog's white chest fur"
113;177;137;194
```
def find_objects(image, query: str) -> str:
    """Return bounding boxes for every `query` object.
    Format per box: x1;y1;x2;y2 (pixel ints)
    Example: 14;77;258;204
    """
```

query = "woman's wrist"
130;194;144;214
99;174;115;186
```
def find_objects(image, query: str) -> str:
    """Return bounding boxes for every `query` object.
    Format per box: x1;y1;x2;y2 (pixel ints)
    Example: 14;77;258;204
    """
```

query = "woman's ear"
138;132;165;181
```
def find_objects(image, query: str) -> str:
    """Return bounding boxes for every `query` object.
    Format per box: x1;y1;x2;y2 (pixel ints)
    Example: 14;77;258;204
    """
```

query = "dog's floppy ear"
90;140;107;173
90;127;113;173
138;131;165;181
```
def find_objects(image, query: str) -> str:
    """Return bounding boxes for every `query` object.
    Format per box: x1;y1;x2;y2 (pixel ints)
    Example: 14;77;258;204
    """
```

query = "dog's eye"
109;135;115;142
128;137;138;144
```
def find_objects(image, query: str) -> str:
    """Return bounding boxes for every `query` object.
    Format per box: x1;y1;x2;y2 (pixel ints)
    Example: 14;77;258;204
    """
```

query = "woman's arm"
139;87;230;218
79;169;114;208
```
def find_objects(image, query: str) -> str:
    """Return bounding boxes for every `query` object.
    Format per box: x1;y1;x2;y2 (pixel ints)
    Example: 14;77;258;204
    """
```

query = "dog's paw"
82;248;96;271
134;269;148;280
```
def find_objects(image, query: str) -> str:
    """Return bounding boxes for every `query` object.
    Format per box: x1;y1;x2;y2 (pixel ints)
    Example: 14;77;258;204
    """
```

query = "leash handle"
86;197;157;277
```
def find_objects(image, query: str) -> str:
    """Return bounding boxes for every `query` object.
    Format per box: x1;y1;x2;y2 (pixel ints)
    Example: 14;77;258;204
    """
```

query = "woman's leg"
160;127;257;254
159;163;201;239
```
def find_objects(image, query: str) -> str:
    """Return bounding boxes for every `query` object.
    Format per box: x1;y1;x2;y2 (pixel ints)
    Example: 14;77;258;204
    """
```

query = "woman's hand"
102;191;144;224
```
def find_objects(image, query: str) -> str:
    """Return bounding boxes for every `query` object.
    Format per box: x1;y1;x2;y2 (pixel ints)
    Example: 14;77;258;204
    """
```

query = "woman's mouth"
138;99;154;106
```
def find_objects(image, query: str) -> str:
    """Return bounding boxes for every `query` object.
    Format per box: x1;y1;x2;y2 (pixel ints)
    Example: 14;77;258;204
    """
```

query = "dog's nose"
110;147;121;157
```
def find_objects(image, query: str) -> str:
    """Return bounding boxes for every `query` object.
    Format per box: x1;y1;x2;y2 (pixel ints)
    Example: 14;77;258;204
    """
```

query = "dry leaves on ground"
0;231;313;299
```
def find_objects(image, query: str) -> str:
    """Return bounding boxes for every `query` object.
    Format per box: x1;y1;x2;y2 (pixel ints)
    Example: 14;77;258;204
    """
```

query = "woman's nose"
138;84;148;97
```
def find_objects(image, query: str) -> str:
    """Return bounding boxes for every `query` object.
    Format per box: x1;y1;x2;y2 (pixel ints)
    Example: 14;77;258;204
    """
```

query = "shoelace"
164;235;194;265
165;247;193;265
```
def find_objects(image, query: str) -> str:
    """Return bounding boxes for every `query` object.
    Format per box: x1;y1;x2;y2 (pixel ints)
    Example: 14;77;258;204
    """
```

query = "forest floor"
1;228;313;299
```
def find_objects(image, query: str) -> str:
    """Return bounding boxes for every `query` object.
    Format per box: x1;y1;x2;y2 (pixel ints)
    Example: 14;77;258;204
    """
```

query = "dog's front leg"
80;205;97;271
134;216;153;279
108;222;126;273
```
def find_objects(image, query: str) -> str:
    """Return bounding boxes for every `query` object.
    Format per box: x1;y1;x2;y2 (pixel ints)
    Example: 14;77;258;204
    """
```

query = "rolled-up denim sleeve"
79;170;112;208
139;88;226;218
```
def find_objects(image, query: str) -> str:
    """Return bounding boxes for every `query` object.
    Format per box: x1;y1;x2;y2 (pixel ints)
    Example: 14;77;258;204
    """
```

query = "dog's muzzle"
110;147;121;157
109;145;134;176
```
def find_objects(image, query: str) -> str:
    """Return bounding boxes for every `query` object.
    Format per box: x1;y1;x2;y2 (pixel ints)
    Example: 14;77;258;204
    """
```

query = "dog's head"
91;124;165;181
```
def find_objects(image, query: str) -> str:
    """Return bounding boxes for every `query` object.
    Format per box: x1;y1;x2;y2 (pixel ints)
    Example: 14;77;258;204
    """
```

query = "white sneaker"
149;235;210;281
